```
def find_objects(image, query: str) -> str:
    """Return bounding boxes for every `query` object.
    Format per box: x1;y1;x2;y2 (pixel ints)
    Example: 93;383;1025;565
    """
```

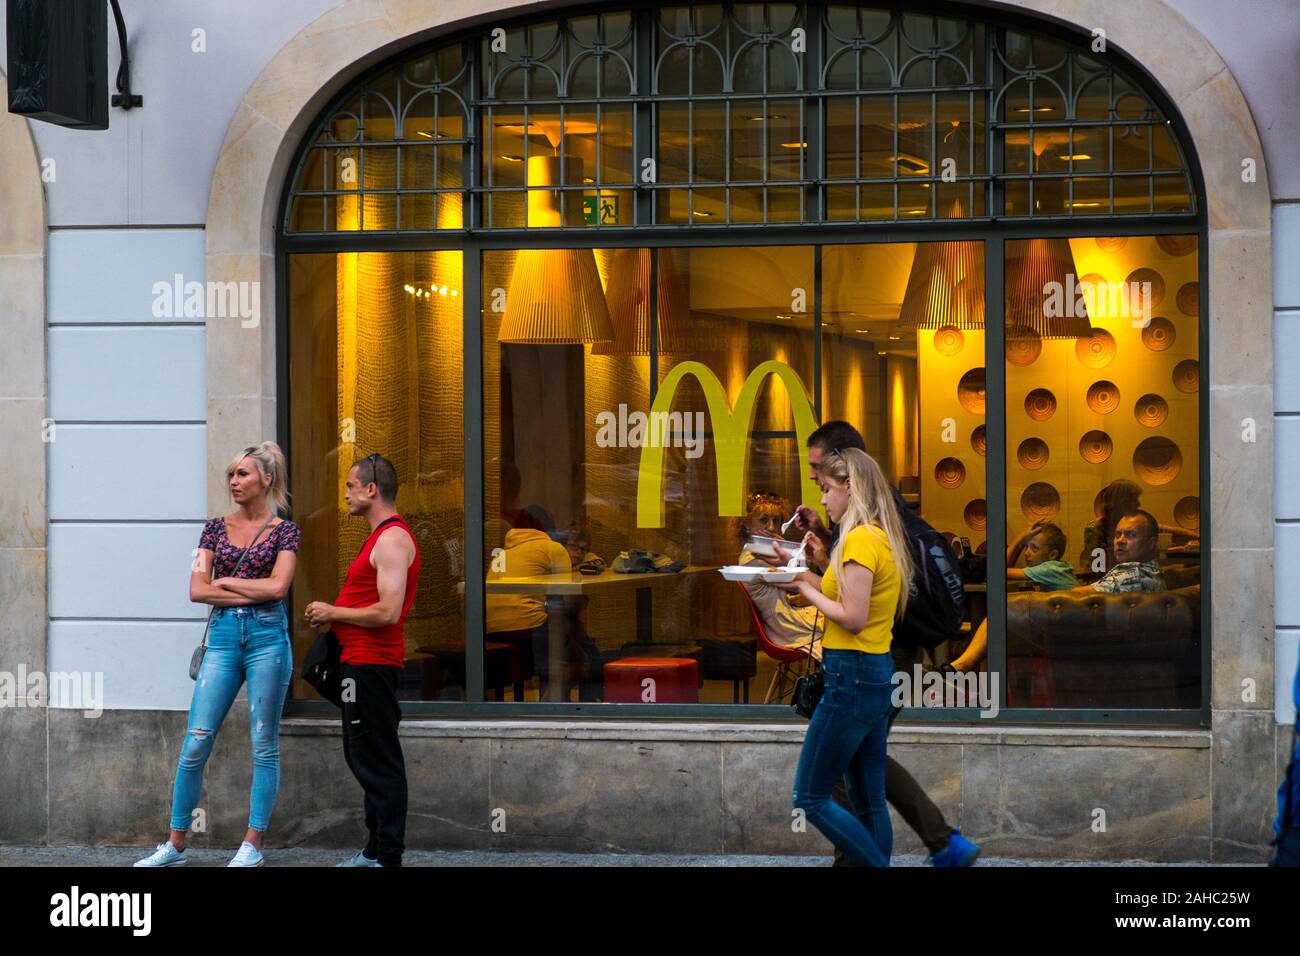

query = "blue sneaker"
928;828;980;867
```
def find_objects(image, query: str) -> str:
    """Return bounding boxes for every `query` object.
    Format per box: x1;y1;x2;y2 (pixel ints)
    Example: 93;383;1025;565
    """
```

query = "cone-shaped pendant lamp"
497;155;614;345
1004;238;1092;338
899;197;985;330
898;241;985;330
593;248;689;354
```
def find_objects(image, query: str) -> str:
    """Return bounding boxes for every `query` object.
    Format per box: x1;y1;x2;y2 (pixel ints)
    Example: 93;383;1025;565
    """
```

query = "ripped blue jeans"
170;604;293;833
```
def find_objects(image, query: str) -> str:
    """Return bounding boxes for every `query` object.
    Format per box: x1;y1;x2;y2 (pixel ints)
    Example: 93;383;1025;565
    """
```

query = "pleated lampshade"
1004;238;1092;338
898;239;985;330
497;153;614;345
593;248;689;354
498;247;614;344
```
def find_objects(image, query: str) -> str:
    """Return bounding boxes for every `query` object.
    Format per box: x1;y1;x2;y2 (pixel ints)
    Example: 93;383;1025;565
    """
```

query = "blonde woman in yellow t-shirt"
773;447;915;866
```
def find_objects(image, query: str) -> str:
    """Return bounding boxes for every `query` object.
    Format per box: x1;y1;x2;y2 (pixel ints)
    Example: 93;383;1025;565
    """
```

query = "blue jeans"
170;604;293;833
792;648;896;867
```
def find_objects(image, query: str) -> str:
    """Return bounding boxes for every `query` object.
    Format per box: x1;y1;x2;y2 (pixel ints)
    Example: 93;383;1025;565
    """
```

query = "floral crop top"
199;518;301;579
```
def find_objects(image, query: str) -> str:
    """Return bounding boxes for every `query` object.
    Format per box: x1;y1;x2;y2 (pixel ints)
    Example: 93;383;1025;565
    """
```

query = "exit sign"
583;194;619;225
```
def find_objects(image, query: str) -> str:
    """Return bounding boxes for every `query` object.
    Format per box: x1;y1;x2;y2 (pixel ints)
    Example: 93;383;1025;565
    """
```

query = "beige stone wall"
0;68;48;842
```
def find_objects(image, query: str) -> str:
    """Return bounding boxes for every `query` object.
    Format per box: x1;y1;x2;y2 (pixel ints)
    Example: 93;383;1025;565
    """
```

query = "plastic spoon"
780;513;800;536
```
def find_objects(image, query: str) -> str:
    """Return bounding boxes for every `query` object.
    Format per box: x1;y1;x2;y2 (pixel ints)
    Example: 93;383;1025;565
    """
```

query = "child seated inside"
947;521;1077;674
736;492;822;661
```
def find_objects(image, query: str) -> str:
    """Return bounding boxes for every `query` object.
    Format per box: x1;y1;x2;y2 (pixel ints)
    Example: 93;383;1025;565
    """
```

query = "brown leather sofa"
1005;577;1201;709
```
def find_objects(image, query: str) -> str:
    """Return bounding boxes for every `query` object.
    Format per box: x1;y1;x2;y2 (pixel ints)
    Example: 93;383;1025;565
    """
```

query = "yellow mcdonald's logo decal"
636;360;824;528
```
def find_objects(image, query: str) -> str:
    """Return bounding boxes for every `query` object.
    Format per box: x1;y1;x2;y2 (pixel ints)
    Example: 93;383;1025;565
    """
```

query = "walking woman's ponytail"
227;441;290;516
819;448;915;619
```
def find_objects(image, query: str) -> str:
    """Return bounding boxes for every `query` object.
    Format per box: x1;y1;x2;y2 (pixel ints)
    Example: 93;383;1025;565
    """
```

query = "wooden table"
486;566;715;699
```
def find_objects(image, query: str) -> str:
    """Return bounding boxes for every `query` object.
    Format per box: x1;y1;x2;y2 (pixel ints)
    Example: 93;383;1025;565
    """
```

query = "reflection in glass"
288;252;466;701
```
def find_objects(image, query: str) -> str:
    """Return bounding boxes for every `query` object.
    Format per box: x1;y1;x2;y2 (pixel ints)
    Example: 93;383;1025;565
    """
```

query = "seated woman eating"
736;492;822;661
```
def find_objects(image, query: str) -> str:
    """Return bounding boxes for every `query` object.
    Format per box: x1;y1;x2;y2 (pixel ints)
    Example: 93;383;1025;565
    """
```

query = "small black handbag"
300;629;344;707
791;610;824;719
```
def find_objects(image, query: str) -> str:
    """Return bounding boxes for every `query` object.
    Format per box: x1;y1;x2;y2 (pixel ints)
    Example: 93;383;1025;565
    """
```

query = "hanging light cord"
109;0;142;110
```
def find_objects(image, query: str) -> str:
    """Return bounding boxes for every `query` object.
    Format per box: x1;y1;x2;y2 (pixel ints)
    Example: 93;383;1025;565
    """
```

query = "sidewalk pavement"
0;846;1234;867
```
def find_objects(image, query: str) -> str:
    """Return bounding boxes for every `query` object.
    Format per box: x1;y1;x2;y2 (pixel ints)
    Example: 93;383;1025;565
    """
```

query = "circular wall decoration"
934;325;965;356
1173;359;1199;393
963;498;987;532
1006;324;1042;366
1078;430;1114;463
1095;236;1128;253
935;457;967;489
1079;273;1107;317
1134;393;1169;428
1140;316;1176;351
1133;437;1183;486
1085;380;1120;414
1125;267;1165;311
1176;281;1199;316
1174;495;1201;531
1021;482;1061;522
1075;327;1117;369
1024;388;1057;422
957;368;986;414
970;424;987;456
1156;235;1197;257
1017;437;1050;470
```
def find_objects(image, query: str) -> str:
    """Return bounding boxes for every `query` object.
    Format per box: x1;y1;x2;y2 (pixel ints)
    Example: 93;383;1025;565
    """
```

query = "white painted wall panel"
1274;312;1300;412
1278;631;1298;725
49;523;206;620
49;327;205;420
1276;205;1300;308
48;621;205;711
48;425;207;520
48;230;205;323
1276;417;1300;519
0;2;339;226
1276;523;1300;626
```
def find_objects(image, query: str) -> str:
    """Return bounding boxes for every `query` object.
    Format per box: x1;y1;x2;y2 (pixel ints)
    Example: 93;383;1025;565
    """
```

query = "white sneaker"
335;849;381;867
133;842;188;867
227;841;265;867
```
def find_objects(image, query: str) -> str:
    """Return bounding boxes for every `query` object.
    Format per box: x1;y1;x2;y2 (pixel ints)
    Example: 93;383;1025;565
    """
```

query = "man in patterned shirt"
1079;510;1165;593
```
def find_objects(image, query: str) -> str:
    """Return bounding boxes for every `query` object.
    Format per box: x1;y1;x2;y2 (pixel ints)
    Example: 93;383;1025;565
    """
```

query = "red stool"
603;657;699;703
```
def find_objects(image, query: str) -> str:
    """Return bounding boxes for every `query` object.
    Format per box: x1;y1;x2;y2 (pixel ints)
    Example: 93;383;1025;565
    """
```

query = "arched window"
282;3;1205;721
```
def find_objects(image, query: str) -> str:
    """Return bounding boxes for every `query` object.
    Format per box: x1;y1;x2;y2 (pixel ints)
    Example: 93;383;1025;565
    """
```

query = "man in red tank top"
305;454;419;867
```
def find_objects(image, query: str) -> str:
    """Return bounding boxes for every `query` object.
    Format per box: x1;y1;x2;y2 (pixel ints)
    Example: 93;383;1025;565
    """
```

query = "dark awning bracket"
108;0;141;109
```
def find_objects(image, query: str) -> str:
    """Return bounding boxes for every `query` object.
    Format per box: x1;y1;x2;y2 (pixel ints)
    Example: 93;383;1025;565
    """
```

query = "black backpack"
891;494;965;650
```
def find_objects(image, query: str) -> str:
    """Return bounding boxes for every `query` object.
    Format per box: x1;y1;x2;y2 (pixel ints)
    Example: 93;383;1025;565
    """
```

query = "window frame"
277;1;1209;726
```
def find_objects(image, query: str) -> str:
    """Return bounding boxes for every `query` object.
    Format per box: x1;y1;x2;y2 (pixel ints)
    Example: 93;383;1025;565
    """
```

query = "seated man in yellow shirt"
486;507;601;701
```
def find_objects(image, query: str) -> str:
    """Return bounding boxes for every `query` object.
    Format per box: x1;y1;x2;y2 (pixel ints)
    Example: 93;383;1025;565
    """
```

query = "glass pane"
480;244;817;705
289;251;466;702
823;241;988;706
657;103;692;184
825;97;858;179
1000;236;1201;709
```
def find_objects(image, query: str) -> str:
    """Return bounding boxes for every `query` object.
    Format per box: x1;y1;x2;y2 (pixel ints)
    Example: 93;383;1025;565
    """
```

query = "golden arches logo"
635;360;823;528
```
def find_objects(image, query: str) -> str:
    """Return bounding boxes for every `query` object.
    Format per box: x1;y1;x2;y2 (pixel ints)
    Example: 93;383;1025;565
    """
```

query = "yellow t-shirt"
820;524;901;654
